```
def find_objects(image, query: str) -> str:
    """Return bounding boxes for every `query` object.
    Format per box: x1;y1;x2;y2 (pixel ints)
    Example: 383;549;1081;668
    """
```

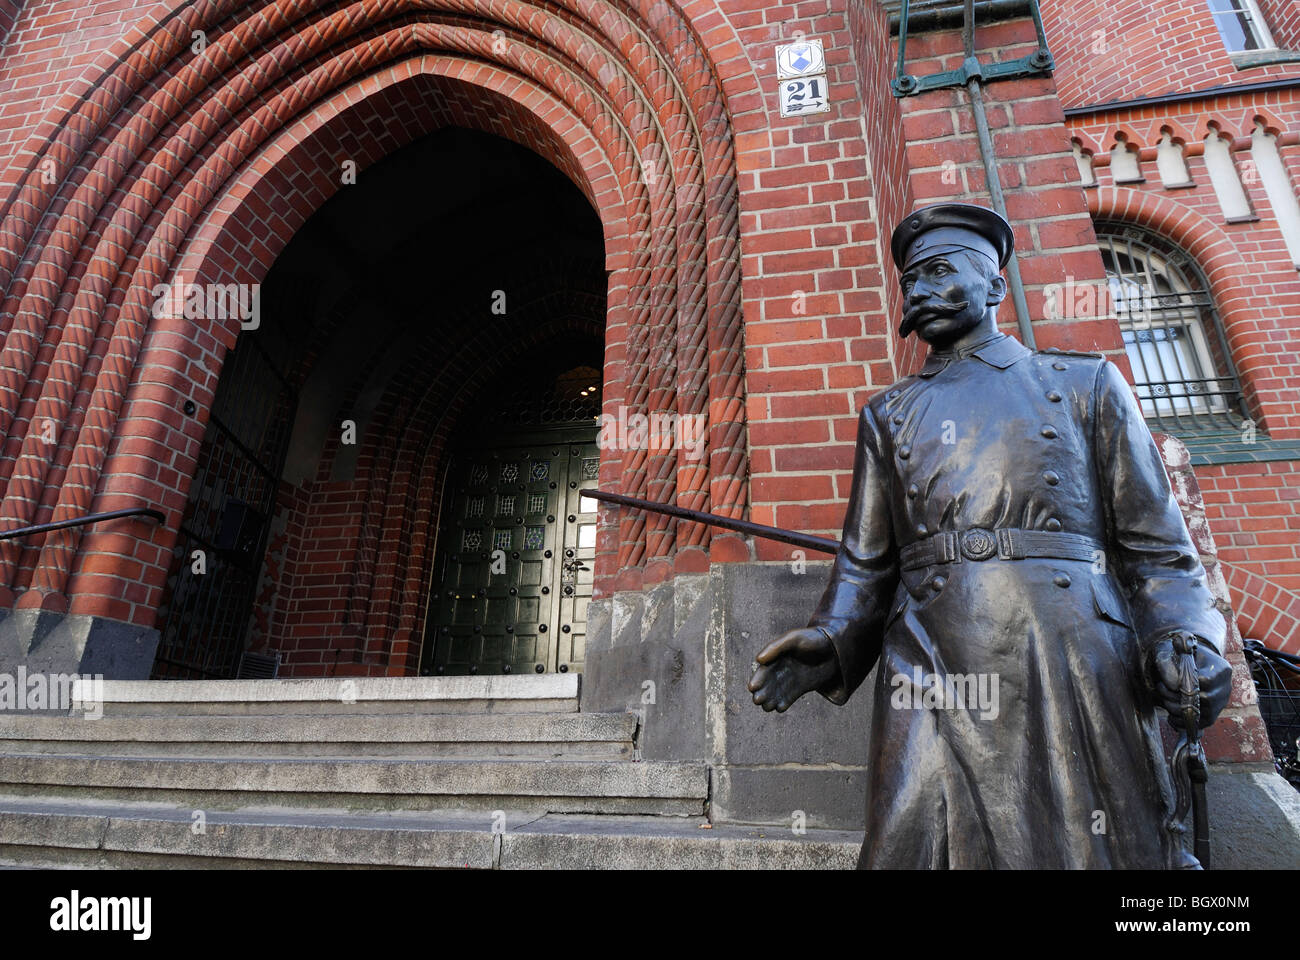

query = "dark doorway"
152;126;605;679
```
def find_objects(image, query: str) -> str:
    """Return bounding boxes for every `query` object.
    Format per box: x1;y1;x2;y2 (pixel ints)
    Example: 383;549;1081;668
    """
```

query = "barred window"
1095;224;1249;435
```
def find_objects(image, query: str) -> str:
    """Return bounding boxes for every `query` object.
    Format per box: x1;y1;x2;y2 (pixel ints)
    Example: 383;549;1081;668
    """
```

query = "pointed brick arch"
0;0;751;629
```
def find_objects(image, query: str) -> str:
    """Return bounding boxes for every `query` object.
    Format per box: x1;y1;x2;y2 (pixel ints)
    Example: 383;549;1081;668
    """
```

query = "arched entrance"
0;2;751;679
422;341;603;677
150;127;607;678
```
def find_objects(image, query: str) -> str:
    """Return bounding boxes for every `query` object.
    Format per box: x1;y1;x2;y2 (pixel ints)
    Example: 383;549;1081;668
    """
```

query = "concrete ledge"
502;814;860;869
0;755;706;797
86;675;580;715
712;765;871;831
0;713;637;759
94;674;578;703
0;798;495;868
0;711;634;743
0;798;861;869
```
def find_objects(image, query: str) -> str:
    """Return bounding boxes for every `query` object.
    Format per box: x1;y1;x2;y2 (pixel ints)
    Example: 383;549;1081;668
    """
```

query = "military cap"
891;202;1015;273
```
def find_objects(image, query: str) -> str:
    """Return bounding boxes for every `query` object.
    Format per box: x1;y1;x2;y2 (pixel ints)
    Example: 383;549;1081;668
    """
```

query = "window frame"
1208;0;1277;53
1094;222;1251;436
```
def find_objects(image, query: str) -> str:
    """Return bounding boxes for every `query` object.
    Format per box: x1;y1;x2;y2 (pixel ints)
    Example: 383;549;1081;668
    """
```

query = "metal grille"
151;336;297;679
486;363;603;426
1096;224;1249;435
236;651;281;679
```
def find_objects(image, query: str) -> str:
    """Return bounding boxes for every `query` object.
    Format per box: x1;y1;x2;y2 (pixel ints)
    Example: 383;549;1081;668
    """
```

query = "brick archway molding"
0;0;754;637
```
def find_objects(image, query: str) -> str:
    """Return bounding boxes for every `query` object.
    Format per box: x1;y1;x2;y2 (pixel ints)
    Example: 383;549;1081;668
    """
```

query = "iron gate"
151;336;297;679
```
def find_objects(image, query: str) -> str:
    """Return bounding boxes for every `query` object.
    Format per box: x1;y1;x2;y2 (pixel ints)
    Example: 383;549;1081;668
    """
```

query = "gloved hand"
1147;630;1232;729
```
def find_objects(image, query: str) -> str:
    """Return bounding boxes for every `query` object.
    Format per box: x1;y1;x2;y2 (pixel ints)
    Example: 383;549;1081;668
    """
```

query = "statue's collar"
919;332;1029;378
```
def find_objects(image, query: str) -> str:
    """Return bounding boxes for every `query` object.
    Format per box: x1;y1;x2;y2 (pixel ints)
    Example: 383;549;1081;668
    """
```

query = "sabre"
1166;631;1211;869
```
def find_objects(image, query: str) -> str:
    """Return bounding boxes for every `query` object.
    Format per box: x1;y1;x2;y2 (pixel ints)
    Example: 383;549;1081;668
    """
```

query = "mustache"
899;299;970;337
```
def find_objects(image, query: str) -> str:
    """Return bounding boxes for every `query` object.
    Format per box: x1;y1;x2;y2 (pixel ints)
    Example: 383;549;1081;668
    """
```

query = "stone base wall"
585;561;874;831
0;608;159;680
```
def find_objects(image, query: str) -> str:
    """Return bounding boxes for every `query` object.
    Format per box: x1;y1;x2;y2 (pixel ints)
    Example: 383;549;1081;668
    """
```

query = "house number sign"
775;38;830;118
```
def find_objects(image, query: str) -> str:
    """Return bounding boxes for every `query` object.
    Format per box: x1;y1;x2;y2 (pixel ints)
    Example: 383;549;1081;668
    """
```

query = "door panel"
424;437;597;676
556;446;599;673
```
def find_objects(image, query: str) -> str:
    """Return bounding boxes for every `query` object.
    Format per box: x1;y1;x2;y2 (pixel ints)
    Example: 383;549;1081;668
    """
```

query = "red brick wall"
0;0;1293;670
0;0;756;630
1161;436;1274;764
1071;103;1300;439
730;0;907;552
0;1;22;48
1044;0;1300;111
895;16;1121;359
1067;90;1300;652
1263;0;1300;51
1198;462;1300;651
742;11;1122;559
0;0;172;179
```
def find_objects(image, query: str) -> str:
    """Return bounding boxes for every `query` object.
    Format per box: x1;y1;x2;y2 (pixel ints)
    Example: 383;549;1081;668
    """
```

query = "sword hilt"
1166;630;1211;868
1172;631;1202;739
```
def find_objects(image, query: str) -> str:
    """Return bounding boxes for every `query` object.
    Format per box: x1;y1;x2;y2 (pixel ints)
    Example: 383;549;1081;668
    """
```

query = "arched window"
1094;223;1249;434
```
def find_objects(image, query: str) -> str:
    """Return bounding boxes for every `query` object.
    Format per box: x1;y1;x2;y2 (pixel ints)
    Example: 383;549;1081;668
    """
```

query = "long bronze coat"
808;332;1225;869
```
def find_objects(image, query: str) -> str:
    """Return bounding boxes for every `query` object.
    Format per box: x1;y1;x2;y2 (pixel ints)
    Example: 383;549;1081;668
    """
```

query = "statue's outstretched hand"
1147;631;1233;729
748;627;840;713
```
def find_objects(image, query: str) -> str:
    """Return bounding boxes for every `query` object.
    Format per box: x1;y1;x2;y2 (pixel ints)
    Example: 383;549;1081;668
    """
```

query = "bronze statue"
748;203;1232;869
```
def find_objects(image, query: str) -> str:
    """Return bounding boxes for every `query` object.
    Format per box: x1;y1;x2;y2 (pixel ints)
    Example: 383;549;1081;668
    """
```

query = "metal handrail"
580;489;840;555
0;507;165;541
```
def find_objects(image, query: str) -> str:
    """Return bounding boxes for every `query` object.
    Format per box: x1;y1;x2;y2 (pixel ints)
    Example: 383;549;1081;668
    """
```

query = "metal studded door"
423;439;598;676
556;441;599;673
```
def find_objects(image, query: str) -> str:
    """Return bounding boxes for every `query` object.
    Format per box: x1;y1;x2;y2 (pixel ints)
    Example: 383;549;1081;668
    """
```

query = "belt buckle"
960;527;998;561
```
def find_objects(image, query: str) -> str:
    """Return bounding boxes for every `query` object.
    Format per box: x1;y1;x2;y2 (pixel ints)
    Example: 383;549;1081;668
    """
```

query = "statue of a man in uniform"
747;202;1233;869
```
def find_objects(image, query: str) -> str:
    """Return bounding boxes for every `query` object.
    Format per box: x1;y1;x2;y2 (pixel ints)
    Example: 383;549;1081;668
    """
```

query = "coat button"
907;483;919;499
1043;470;1060;486
1045;518;1062;532
1040;425;1058;439
1052;361;1067;371
916;523;929;536
893;415;904;425
1047;390;1063;402
899;445;912;460
930;576;946;592
888;389;901;400
1053;573;1072;588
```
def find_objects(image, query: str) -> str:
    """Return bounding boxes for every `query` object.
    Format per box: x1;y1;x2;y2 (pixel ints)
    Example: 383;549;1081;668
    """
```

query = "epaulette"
1037;346;1105;360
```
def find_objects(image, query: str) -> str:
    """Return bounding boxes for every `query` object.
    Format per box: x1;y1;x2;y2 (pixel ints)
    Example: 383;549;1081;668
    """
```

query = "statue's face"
899;251;999;346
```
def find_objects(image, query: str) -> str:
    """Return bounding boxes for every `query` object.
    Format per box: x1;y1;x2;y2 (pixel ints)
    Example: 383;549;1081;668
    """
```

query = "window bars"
1095;224;1250;435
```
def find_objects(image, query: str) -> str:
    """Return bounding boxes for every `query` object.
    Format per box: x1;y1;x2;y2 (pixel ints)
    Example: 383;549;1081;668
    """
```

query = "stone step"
69;675;580;716
0;754;706;817
0;796;860;869
0;712;637;759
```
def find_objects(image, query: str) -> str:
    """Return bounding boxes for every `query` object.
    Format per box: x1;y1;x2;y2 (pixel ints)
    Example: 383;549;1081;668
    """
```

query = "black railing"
0;507;165;542
580;489;840;554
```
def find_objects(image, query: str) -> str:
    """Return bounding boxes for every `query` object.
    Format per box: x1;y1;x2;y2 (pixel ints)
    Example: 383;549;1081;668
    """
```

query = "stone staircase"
0;675;859;868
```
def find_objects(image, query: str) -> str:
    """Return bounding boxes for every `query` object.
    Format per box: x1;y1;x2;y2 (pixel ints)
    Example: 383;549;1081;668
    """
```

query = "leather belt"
899;527;1103;571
